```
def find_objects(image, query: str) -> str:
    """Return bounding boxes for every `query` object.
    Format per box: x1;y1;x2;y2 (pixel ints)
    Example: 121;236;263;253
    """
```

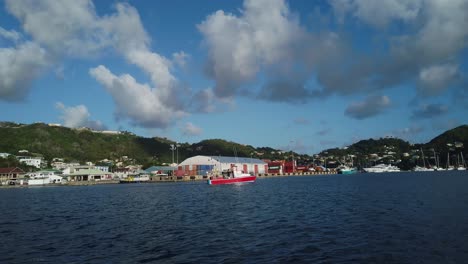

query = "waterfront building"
65;169;113;181
145;166;176;177
0;167;25;185
178;155;267;176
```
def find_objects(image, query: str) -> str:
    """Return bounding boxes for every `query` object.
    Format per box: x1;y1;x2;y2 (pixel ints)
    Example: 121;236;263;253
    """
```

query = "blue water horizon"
1;171;468;263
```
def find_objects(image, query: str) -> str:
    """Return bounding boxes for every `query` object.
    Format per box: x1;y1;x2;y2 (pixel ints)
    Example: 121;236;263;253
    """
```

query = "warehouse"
178;155;268;176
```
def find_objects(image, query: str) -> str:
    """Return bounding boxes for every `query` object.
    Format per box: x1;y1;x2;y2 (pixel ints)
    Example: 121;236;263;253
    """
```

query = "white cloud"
181;122;202;136
418;64;459;95
6;0;104;57
345;95;392;119
172;51;190;68
411;103;448;119
55;102;106;130
331;0;422;27
0;27;22;42
328;0;468;98
198;0;305;98
5;0;189;128
89;65;186;128
0;42;50;101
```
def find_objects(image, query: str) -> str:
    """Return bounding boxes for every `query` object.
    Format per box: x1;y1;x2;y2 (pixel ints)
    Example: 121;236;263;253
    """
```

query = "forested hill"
1;122;467;168
318;125;468;170
0;122;285;166
427;125;468;152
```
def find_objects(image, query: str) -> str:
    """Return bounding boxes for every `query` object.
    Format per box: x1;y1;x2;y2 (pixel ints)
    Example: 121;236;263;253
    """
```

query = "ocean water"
1;171;468;263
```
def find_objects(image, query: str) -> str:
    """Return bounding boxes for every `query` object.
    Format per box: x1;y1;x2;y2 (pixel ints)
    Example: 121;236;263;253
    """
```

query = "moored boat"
363;164;400;173
337;165;358;175
27;171;65;185
413;166;435;172
119;175;150;183
208;167;256;185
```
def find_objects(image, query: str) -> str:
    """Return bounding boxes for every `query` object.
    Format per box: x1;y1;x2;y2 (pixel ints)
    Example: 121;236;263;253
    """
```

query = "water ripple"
1;172;468;263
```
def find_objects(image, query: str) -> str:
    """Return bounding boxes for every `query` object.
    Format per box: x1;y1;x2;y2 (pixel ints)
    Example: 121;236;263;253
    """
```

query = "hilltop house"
17;156;44;168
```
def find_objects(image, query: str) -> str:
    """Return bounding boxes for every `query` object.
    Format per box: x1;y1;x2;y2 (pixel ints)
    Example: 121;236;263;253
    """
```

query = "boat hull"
339;169;357;175
119;179;149;183
208;176;256;185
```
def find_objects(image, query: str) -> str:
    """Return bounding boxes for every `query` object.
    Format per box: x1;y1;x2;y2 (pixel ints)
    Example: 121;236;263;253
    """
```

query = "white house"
178;155;268;175
18;156;43;168
0;153;11;158
95;166;109;173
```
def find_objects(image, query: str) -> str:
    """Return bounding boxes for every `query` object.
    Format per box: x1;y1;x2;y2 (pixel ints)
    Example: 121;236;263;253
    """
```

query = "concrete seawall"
1;172;336;187
149;171;337;182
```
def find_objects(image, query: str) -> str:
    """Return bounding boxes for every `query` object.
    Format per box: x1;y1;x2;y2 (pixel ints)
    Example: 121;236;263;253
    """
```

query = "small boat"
413;166;435;172
119;175;150;183
363;164;401;173
27;171;66;185
337;165;358;175
208;167;256;185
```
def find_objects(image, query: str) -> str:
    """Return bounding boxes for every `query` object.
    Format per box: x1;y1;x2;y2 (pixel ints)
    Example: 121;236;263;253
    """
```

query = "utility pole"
176;143;180;164
290;140;295;173
170;144;175;165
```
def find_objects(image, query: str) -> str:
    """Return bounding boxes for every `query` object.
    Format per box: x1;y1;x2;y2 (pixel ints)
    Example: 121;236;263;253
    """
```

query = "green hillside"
319;125;468;170
0;122;285;167
1;122;467;170
426;125;468;152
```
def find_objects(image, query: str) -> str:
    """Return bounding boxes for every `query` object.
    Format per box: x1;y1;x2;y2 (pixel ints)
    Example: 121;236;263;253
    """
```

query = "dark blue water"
1;171;468;263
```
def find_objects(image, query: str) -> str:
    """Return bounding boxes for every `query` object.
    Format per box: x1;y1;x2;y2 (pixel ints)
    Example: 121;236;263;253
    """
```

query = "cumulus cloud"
331;0;422;27
0;27;22;42
411;103;448;119
181;122;202;136
56;102;106;130
5;0;189;128
6;0;107;58
345;95;391;119
418;64;459;95
330;0;468;97
197;0;468;104
0;42;50;101
201;0;468;103
89;65;186;128
198;0;309;100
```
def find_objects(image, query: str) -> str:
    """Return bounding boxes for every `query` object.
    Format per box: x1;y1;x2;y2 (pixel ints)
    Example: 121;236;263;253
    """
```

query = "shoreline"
0;171;336;188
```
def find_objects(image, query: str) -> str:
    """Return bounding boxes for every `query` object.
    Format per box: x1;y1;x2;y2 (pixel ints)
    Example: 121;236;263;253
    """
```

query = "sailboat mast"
421;148;426;168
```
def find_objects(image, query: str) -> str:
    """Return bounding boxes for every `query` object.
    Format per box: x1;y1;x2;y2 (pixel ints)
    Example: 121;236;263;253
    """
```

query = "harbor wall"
1;172;336;187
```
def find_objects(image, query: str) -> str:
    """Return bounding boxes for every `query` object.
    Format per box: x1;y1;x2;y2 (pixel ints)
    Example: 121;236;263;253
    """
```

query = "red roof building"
0;167;25;185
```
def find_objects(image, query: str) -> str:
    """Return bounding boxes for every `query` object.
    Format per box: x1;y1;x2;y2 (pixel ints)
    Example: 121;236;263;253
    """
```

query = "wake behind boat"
208;167;256;185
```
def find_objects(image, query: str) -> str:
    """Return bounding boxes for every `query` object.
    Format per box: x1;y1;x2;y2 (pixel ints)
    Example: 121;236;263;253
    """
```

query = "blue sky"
1;0;467;154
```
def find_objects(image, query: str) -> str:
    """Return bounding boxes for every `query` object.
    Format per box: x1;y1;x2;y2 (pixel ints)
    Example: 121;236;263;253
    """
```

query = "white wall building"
0;153;11;158
95;166;109;173
178;155;267;175
18;157;43;168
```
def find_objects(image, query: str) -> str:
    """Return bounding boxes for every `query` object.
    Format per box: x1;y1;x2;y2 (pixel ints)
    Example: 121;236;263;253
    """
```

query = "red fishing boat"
207;167;256;185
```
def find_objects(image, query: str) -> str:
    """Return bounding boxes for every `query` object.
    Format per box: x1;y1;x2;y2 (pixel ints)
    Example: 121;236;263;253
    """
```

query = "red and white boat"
207;167;256;185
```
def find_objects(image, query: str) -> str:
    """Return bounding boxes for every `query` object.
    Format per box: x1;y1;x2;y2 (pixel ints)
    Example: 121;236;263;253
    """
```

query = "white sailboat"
456;152;466;170
446;152;454;170
414;148;434;172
